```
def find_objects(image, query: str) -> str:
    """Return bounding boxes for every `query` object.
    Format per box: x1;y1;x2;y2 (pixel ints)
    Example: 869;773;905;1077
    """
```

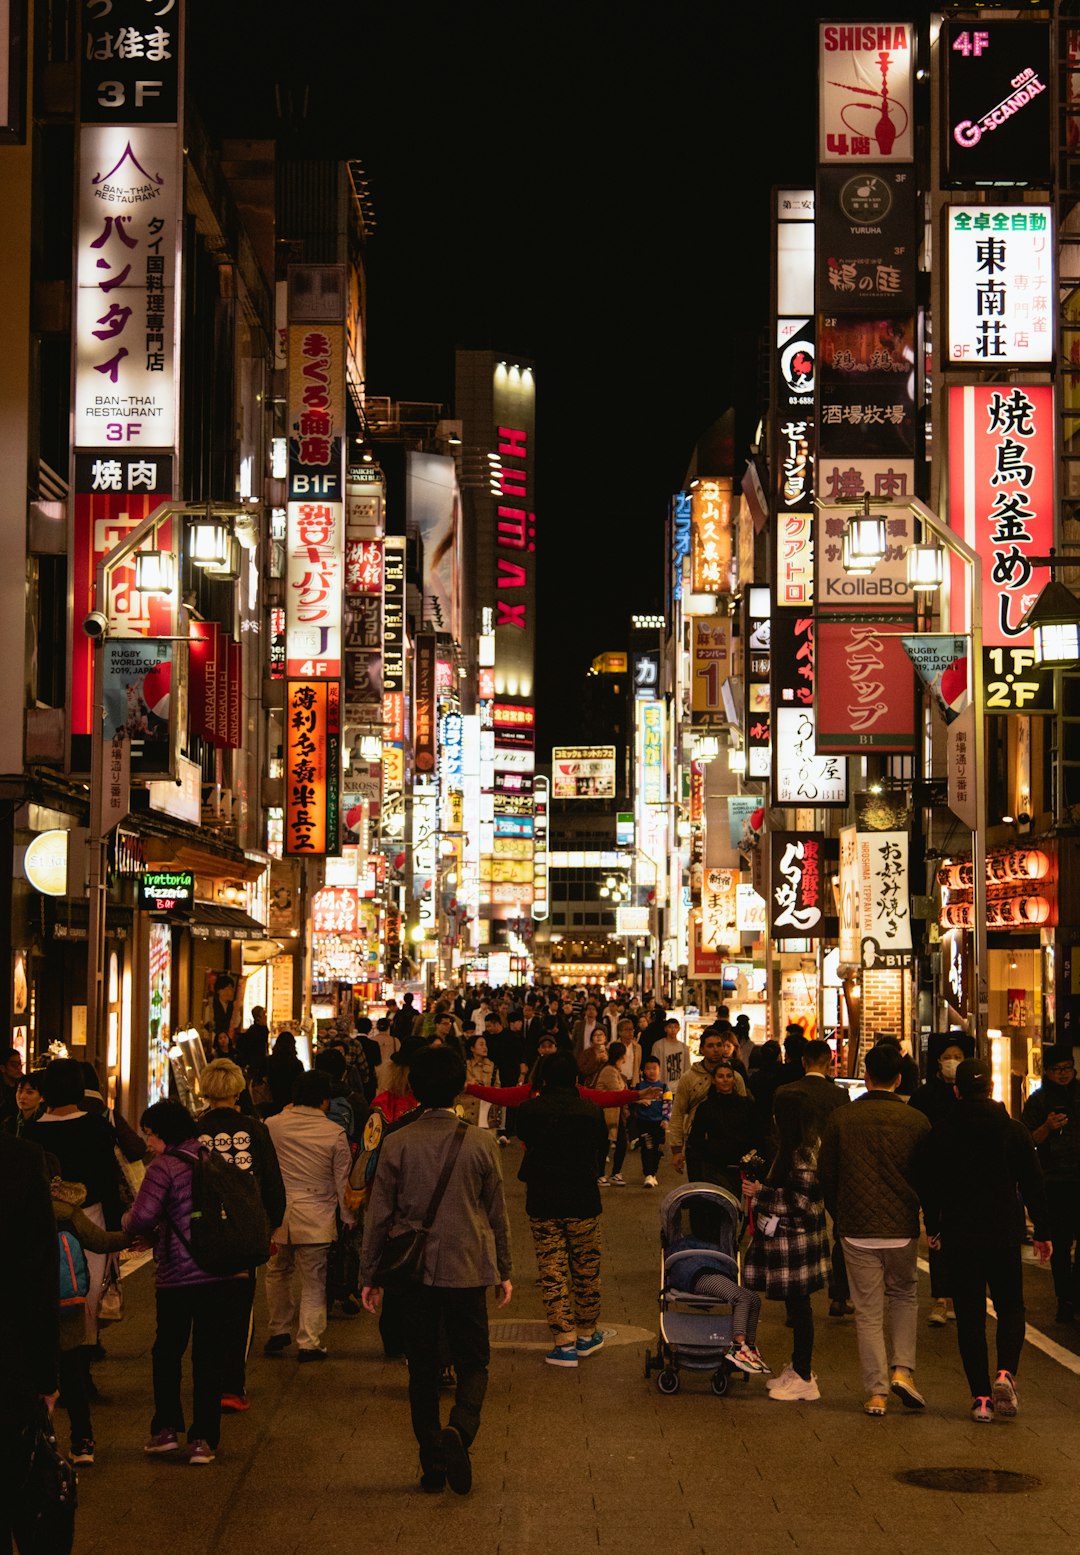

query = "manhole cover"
898;1468;1042;1495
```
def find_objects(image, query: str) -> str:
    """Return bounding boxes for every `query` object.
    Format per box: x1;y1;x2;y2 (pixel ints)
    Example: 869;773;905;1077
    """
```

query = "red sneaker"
220;1394;250;1413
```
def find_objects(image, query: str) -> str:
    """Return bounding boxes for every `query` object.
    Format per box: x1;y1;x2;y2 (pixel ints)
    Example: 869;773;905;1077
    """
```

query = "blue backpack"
58;1229;90;1307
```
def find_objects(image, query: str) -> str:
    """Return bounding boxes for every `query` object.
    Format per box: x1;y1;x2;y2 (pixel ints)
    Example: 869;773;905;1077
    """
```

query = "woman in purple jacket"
123;1100;247;1465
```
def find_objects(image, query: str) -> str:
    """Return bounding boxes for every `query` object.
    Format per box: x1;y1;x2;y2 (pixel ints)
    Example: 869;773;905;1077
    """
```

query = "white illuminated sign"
947;206;1052;366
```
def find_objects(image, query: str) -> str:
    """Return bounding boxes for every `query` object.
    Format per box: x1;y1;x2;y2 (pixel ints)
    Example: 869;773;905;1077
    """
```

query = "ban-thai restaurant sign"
947;383;1055;713
285;679;340;857
770;831;824;939
815;619;916;752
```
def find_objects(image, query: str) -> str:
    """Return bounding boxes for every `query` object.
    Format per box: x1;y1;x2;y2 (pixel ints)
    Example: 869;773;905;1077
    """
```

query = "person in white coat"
264;1070;353;1360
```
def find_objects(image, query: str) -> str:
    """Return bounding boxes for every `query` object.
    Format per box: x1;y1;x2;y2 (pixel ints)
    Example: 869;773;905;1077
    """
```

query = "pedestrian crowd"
1;985;1073;1534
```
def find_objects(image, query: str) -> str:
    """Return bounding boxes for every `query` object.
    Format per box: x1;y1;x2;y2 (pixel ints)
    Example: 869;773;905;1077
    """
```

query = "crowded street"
72;1158;1080;1555
8;3;1080;1551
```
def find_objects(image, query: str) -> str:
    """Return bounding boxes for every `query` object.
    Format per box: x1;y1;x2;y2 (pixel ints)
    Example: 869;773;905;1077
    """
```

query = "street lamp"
1021;580;1080;669
843;495;888;567
906;544;945;593
839;496;988;1055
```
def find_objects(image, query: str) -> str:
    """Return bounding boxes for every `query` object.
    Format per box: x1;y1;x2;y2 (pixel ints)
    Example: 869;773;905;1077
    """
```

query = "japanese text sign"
771;832;825;938
944;20;1052;188
857;829;912;964
947;207;1052;365
815;620;916;753
74;124;180;448
285;679;340;857
690;478;733;596
774;708;848;805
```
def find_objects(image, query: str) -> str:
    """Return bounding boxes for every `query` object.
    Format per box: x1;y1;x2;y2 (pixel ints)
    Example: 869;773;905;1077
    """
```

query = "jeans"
265;1240;330;1350
602;1116;628;1177
1044;1181;1080;1308
928;1244;950;1300
785;1293;814;1379
944;1243;1026;1397
639;1122;665;1179
841;1238;919;1396
152;1282;242;1449
529;1215;602;1338
398;1284;490;1475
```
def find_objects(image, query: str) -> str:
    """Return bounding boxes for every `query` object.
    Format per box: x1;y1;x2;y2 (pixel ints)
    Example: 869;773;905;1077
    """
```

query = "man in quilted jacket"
818;1043;930;1417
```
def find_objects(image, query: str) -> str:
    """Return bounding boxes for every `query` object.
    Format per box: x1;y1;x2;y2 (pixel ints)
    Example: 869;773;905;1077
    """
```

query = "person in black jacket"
0;1132;61;1553
775;1038;852;1318
1021;1042;1080;1323
686;1060;761;1195
919;1058;1051;1424
196;1058;287;1411
515;1052;609;1369
910;1031;973;1326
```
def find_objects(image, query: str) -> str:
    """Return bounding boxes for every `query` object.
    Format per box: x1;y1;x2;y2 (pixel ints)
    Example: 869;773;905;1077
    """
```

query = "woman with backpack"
123;1099;252;1465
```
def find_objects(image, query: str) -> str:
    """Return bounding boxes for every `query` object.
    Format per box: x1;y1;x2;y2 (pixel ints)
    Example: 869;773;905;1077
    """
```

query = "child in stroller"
646;1181;771;1395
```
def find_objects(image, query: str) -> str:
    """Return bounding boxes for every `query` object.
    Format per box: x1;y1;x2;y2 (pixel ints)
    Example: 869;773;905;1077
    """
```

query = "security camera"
82;611;109;639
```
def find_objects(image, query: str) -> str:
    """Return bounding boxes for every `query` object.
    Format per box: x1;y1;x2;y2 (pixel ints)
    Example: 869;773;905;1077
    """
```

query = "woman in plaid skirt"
743;1088;829;1401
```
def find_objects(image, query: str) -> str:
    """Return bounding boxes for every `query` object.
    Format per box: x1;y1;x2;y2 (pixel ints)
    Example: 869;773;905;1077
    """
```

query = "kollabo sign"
138;870;194;910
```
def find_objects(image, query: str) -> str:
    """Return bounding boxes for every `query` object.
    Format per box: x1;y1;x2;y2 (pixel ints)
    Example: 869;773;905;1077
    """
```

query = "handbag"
19;1402;77;1555
372;1121;468;1290
96;1256;125;1325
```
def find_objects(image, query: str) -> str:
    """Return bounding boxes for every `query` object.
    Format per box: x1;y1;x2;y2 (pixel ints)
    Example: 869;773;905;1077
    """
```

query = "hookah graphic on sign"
820;26;913;162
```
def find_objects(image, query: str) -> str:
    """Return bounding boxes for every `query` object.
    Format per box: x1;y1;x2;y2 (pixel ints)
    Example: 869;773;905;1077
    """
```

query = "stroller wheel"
657;1369;680;1395
710;1368;730;1397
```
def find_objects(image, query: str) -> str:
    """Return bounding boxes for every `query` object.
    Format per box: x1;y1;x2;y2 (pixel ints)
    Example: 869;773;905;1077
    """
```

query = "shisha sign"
820;23;914;163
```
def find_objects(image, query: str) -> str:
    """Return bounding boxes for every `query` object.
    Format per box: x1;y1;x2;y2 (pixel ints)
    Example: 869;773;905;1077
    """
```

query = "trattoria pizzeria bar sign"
139;870;194;911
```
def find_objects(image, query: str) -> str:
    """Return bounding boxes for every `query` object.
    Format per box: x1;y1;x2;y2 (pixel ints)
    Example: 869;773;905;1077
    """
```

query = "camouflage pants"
529;1215;602;1338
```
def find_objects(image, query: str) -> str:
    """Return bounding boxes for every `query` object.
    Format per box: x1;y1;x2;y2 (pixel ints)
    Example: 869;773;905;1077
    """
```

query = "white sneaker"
768;1371;820;1402
643;1175;658;1188
765;1364;796;1391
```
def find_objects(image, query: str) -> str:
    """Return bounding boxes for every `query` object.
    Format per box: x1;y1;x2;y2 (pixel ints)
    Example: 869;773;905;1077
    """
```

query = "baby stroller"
644;1182;745;1397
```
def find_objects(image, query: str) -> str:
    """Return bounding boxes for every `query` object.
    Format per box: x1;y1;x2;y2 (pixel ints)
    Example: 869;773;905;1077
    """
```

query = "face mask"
940;1059;960;1082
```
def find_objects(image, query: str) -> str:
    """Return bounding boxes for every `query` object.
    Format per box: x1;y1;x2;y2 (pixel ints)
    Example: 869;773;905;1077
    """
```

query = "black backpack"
167;1146;270;1276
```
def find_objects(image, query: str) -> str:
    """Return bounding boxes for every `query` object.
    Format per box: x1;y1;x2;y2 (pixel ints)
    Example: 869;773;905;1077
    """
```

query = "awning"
174;904;273;941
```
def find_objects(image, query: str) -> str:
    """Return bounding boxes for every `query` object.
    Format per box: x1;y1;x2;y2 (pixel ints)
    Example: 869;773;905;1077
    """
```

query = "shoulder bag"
19;1401;77;1554
373;1120;468;1289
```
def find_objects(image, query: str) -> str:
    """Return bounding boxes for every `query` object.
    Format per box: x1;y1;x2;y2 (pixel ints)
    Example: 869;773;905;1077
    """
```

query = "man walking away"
361;1046;512;1496
819;1043;930;1417
775;1038;852;1318
264;1070;353;1361
920;1058;1051;1423
1021;1043;1080;1323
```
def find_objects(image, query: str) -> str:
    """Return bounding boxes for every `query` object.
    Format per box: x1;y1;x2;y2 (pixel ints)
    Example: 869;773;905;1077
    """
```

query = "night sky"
196;0;934;748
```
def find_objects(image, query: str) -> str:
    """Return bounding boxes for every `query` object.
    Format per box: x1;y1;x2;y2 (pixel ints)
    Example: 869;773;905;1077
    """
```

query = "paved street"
74;1149;1080;1555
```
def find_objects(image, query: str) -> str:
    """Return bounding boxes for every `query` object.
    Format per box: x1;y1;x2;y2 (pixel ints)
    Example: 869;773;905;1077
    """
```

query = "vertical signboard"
413;631;437;775
532;773;549;921
690;478;733;595
285;679;340;857
948;383;1055;712
838;825;859;964
815;620;916;752
774;707;848;805
771;832;825;937
691;618;732;716
286;319;345;677
702;868;738;952
943;20;1052;188
819;22;914;163
382;536;406;742
947;206;1053;367
857;830;912;966
815;167;917;312
492;362;537;699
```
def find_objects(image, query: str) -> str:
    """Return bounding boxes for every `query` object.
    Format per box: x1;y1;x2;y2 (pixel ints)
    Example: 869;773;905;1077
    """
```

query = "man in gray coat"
361;1044;512;1495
